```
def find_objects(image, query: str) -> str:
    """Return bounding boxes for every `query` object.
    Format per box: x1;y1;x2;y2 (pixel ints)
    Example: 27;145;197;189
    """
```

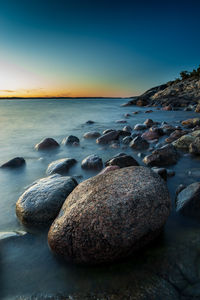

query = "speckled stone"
46;158;77;175
48;166;171;264
143;144;178;167
16;174;78;226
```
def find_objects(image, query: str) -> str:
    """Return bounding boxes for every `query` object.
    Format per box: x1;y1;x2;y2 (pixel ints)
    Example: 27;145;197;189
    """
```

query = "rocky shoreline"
1;100;200;299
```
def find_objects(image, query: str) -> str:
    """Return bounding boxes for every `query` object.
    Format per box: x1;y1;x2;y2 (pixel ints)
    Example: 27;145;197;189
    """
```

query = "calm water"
0;98;200;299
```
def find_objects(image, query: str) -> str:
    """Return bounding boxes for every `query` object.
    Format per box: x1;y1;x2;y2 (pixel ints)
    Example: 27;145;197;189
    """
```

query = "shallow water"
0;98;200;299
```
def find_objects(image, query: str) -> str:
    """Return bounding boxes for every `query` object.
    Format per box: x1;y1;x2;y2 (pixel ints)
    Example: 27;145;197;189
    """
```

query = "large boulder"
105;154;139;168
176;182;200;217
46;158;77;175
35;138;59;151
81;155;103;170
143;144;178;167
48;166;171;264
16;175;77;226
1;157;25;168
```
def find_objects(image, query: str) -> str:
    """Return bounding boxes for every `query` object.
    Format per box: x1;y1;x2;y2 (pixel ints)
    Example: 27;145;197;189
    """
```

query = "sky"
0;0;200;98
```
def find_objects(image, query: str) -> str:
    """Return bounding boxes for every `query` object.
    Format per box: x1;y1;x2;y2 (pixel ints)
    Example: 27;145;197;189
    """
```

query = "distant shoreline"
0;96;131;100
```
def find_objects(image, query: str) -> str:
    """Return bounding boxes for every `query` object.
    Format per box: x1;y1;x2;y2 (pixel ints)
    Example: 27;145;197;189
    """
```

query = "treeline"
168;65;200;85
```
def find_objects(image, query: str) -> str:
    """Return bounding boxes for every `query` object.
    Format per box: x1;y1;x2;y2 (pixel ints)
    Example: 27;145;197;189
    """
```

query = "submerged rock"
81;154;103;170
46;158;77;175
85;120;95;124
105;154;139;168
16;174;77;226
176;182;200;217
62;135;80;145
83;131;101;139
1;157;25;168
48;166;171;264
122;136;133;145
35;138;60;151
123;125;132;132
143;144;178;167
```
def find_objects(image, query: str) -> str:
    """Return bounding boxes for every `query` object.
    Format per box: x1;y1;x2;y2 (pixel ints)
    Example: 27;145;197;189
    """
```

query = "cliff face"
126;78;200;107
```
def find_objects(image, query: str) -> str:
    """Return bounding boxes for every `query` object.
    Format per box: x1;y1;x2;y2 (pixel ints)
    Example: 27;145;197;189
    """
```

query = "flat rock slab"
48;166;171;264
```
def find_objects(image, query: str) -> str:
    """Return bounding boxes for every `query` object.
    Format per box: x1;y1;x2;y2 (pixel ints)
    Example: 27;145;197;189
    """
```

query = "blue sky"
0;0;200;97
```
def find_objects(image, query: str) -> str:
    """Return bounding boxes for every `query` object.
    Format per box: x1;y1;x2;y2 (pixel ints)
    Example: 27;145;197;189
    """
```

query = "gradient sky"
0;0;200;98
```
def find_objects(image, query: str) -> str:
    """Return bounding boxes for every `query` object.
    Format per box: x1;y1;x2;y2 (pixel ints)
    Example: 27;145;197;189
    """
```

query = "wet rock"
96;130;119;144
132;111;139;114
191;129;200;137
165;130;187;143
189;137;200;155
176;182;200;217
143;144;178;167
142;129;160;141
105;154;139;168
0;230;27;241
62;135;80;145
16;174;78;226
123;125;132;132
46;158;77;175
86;120;95;124
182;118;200;128
83;131;101;139
176;184;186;196
161;124;176;135
134;124;147;131
99;165;120;174
167;169;175;177
122;136;133;145
116;119;127;124
195;104;200;113
173;135;195;150
136;99;148;106
145;110;153;113
35;138;60;151
124;113;131;117
129;136;149;150
1;157;25;168
152;167;167;180
117;130;131;137
81;155;103;170
144;119;154;127
102;129;114;135
162;105;173;111
48;166;171;264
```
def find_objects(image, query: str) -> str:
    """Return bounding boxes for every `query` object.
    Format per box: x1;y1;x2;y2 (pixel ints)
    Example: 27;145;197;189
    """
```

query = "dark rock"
122;136;133;145
136;99;148;106
162;105;173;111
144;119;154;127
46;158;77;175
62;135;80;145
129;136;149;150
152;167;167;180
115;119;127;124
96;130;119;144
83;131;101;139
16;175;78;226
48;166;171;264
142;129;160;141
134;124;147;131
165;130;187;143
81;155;103;170
99;165;120;174
117;130;131;137
123;125;132;132
1;157;25;168
167;169;175;177
176;184;186;196
176;182;200;217
189;137;200;155
143;144;178;167
105;154;139;168
86;120;95;124
35;138;60;151
102;129;114;135
145;110;153;113
182;118;200;128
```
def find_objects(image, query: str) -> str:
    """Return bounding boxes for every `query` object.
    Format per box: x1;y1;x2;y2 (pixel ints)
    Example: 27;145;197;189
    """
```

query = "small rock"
83;131;101;139
152;167;167;180
134;124;147;131
182;118;200;128
122;136;133;145
81;155;103;170
96;130;119;144
116;119;127;124
189;137;200;155
105;154;139;168
123;125;132;133
62;135;80;145
129;136;149;150
86;120;95;124
46;158;77;175
145;110;153;113
162;105;172;111
143;144;178;167
1;157;25;168
144;119;154;127
35;138;59;151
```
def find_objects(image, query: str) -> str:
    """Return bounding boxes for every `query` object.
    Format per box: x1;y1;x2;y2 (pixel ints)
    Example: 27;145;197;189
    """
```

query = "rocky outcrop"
48;166;171;264
46;158;77;175
1;157;25;168
16;174;77;226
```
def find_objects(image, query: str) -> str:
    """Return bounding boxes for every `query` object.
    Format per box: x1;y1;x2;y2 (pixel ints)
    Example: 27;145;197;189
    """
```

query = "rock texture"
1;157;25;168
35;138;59;151
105;154;139;168
62;135;80;145
48;166;171;264
96;130;119;144
16;174;77;226
189;137;200;155
176;182;200;217
46;158;77;175
83;131;101;139
143;144;178;167
81;154;103;170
